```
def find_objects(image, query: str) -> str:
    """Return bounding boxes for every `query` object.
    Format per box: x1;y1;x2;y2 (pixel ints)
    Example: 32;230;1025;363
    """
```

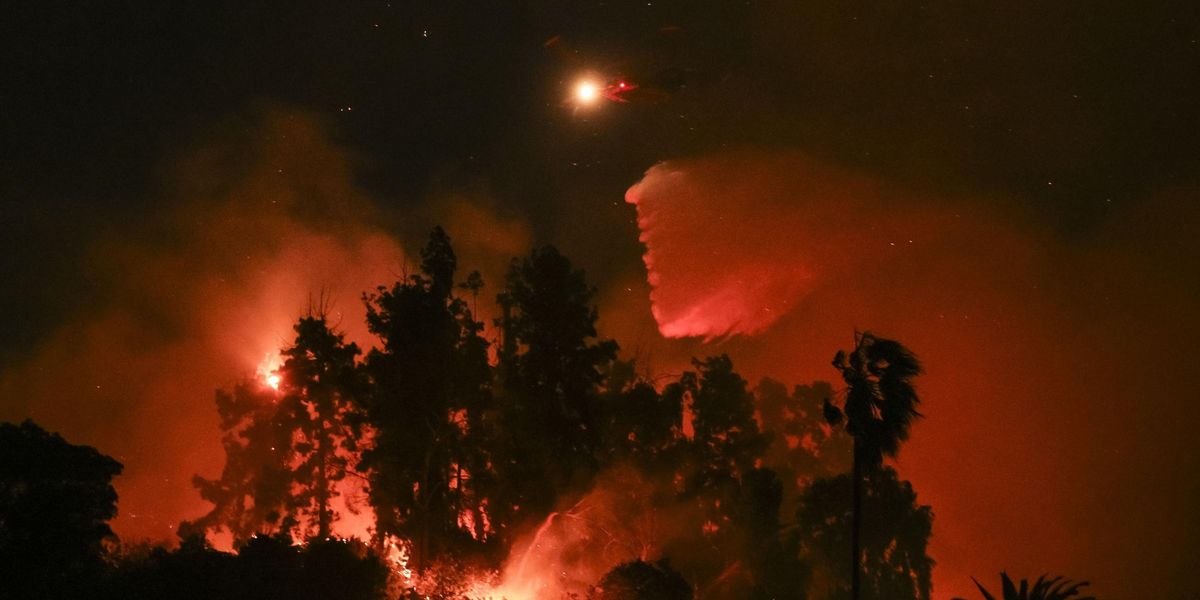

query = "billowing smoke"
2;106;1196;600
0;109;528;545
622;152;1200;600
624;152;1035;340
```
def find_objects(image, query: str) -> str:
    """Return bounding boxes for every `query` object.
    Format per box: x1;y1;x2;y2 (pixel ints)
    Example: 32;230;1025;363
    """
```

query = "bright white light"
266;374;281;390
575;80;600;104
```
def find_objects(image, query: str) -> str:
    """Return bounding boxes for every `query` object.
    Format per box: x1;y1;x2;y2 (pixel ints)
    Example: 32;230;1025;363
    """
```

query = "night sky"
3;2;1199;598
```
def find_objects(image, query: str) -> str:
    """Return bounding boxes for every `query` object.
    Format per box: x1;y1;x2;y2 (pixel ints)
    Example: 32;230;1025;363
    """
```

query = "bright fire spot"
575;80;600;104
256;352;282;390
384;537;415;589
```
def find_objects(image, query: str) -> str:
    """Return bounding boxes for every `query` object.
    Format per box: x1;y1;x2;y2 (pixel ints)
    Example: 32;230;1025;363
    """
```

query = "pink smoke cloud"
621;151;1200;600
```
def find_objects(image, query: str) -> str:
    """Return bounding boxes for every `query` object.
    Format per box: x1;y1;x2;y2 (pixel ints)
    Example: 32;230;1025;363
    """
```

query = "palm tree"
956;573;1093;600
823;331;923;600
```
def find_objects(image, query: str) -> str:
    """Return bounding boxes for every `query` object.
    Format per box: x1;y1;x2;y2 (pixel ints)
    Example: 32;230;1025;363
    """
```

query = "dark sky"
6;0;1196;359
3;2;1199;598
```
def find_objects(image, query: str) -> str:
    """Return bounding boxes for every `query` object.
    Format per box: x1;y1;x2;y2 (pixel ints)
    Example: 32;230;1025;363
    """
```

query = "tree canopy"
795;467;934;600
0;420;123;597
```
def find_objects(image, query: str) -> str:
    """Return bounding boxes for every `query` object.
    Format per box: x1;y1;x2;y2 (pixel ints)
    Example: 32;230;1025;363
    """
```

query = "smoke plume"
0;108;542;546
623;152;1200;599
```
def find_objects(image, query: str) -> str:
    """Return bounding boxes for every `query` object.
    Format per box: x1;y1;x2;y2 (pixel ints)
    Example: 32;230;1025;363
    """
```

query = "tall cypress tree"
490;246;617;525
277;314;365;539
361;226;493;571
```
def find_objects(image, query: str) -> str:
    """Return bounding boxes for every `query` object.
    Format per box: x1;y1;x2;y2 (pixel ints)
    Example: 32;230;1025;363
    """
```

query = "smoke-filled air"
4;3;1199;600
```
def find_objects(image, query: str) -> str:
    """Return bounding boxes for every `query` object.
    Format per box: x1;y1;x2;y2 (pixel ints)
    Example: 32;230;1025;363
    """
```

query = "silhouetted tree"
103;533;388;600
0;420;122;598
954;573;1093;600
490;245;617;528
593;559;693;600
298;537;390;600
362;226;494;571
459;269;484;316
824;332;923;600
756;377;849;599
184;381;299;545
827;333;922;467
670;355;770;484
597;359;683;472
102;534;237;600
757;378;852;511
659;355;781;598
795;467;933;600
186;315;365;544
737;467;807;600
235;533;303;598
277;314;366;539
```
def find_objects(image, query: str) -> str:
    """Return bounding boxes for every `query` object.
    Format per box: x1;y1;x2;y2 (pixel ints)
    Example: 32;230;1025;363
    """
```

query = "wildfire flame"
384;537;416;590
256;352;282;391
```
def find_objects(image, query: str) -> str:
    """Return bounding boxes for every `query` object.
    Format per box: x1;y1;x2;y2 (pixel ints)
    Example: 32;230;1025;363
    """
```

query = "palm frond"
972;577;997;600
967;572;1093;600
833;332;924;462
1001;572;1019;599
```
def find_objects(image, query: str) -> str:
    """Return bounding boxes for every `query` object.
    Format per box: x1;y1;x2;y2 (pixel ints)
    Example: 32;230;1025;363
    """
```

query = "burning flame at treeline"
161;129;927;600
188;237;853;599
223;349;787;598
234;352;522;598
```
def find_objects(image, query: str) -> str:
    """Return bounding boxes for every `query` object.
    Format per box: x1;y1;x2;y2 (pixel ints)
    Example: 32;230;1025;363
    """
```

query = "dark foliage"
660;355;804;599
0;419;122;598
361;227;495;570
795;467;934;600
182;381;297;544
829;332;923;468
737;467;808;600
670;355;770;483
593;559;693;600
1;233;959;600
956;573;1094;600
489;245;618;527
104;534;389;600
757;378;852;497
597;359;684;473
185;315;365;543
826;332;924;600
278;315;366;539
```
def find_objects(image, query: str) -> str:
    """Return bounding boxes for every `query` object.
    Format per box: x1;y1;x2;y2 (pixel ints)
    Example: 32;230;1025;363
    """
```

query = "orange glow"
256;352;283;391
615;152;1200;600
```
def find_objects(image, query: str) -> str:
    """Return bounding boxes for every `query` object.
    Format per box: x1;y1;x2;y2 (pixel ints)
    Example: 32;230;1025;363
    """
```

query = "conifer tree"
361;226;494;571
185;380;297;544
187;315;364;543
490;246;617;528
277;314;365;539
